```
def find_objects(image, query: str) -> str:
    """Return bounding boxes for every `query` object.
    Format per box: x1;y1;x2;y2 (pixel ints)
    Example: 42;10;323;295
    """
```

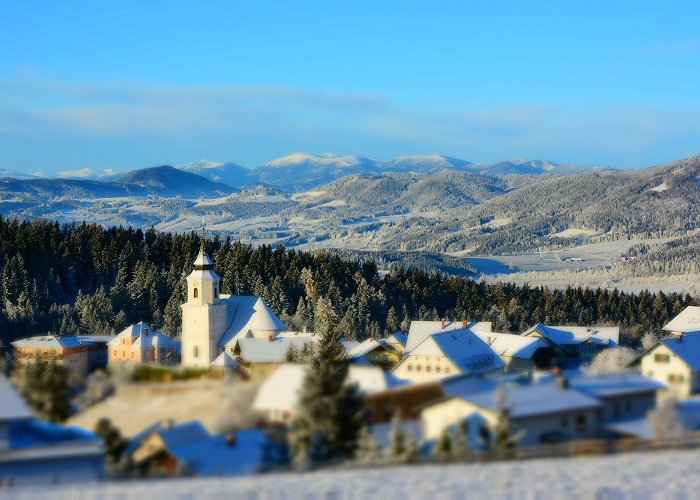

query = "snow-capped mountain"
179;160;258;188
379;155;473;173
470;158;609;176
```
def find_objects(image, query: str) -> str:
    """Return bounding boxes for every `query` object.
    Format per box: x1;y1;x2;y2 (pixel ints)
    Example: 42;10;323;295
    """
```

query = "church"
181;242;287;368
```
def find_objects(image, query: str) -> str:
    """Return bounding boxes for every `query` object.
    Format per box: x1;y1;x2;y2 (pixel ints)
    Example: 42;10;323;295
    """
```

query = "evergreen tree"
18;354;71;422
452;423;469;460
355;425;381;465
289;297;365;468
433;427;453;461
94;417;130;472
491;384;519;453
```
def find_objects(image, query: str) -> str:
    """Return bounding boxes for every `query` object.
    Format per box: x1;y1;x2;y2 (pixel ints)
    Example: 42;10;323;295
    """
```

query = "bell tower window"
193;288;198;299
193;345;199;358
214;286;218;299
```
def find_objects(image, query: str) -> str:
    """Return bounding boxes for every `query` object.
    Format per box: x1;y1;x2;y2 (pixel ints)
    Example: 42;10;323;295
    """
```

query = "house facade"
638;335;700;398
392;328;505;383
107;322;178;366
12;336;90;378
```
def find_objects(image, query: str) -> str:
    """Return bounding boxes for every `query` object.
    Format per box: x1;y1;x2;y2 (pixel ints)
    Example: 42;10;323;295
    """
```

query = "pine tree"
289;297;364;468
385;411;406;464
452;423;469;460
491;384;518;453
18;354;71;422
94;417;130;472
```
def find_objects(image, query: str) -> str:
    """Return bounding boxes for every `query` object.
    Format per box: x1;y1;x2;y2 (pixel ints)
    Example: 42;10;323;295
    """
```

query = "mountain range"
5;153;608;194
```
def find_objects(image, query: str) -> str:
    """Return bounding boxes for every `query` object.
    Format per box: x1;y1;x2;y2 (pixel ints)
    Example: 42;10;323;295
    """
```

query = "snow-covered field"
6;448;700;499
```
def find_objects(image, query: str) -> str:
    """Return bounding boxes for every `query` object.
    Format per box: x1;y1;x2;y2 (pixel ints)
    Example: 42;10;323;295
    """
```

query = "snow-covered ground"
6;448;700;498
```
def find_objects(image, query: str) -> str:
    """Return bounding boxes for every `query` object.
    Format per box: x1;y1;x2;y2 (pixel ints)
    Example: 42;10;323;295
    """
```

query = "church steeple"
186;238;220;306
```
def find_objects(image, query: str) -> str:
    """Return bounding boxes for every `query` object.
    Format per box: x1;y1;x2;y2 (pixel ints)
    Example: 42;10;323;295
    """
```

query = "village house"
253;363;404;423
661;306;700;336
180;243;287;368
521;323;619;367
11;335;110;378
0;374;104;485
636;333;700;398
473;331;551;371
107;322;179;366
347;338;402;369
127;419;268;477
420;371;662;447
404;320;493;353
392;327;505;383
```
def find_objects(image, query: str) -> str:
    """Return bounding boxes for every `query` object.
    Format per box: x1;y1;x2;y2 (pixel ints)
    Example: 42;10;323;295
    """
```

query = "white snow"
7;448;700;498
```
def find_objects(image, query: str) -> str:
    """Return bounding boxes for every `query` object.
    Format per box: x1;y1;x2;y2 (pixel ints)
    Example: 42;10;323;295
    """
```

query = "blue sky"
1;1;699;175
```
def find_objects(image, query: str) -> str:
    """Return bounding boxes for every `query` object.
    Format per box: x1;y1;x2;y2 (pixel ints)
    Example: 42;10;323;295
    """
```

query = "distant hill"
470;159;609;176
0;165;237;199
116;165;237;198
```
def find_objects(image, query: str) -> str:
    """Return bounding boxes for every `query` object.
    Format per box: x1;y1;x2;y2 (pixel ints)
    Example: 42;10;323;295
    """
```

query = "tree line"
0;216;694;346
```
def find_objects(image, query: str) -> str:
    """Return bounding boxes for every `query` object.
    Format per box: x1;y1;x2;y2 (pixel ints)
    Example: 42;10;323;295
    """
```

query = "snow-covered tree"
585;347;637;374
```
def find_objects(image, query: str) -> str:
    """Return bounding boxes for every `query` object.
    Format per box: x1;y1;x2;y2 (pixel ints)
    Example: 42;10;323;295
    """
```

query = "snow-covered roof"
253;363;402;414
237;337;314;363
217;295;286;348
11;335;85;350
462;381;602;420
660;334;700;371
107;322;177;349
474;331;547;360
347;338;396;359
524;323;619;347
568;371;665;398
412;328;505;375
388;331;408;346
211;351;239;368
131;419;267;476
405;321;492;352
192;247;214;269
0;374;34;422
663;306;700;333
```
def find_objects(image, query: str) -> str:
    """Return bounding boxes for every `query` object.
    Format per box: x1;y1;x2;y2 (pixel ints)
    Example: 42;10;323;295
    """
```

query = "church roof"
193;246;214;269
217;295;287;348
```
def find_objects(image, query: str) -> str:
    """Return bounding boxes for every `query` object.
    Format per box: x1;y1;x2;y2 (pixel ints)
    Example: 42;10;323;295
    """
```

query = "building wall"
108;337;143;365
392;354;459;382
640;344;693;398
421;397;601;446
181;302;228;368
246;362;282;381
14;347;89;378
597;391;657;422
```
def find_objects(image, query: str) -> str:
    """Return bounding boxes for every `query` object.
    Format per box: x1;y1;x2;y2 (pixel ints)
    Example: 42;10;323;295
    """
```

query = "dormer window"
193;288;198;299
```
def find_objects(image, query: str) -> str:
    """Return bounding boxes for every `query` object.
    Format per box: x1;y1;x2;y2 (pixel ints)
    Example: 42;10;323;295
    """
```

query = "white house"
521;323;619;367
253;363;402;423
473;331;550;371
392;328;505;383
180;243;287;368
404;320;493;353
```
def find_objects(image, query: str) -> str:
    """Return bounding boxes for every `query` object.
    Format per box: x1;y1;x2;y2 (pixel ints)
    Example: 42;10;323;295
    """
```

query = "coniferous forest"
0;215;694;347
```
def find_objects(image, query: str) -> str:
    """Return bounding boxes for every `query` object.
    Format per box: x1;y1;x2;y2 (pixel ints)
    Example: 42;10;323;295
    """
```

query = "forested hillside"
0;216;693;347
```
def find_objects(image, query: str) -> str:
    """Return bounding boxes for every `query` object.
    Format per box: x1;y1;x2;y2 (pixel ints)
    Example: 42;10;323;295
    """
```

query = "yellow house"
392;328;505;383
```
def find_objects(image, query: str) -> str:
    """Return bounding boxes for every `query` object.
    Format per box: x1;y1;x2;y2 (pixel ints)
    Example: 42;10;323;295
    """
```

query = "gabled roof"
405;321;492;353
217;295;287;348
523;323;618;347
107;322;177;349
0;374;34;422
388;331;408;346
412;328;505;375
474;331;547;360
456;381;602;419
567;371;665;398
11;335;84;350
660;334;700;371
663;306;700;333
211;351;239;368
347;338;396;359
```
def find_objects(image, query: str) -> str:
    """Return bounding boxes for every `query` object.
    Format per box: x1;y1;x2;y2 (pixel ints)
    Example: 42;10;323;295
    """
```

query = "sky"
1;0;699;175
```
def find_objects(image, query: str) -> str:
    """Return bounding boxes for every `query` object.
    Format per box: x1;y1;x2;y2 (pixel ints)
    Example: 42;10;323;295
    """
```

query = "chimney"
268;335;273;342
552;366;562;377
679;332;685;343
556;375;569;389
441;320;446;329
226;432;237;447
462;320;468;328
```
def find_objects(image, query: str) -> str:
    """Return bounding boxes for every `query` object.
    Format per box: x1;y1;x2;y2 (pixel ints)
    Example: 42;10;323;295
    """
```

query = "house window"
407;365;413;372
416;365;422;372
436;366;441;373
625;400;632;411
680;374;686;383
561;416;568;428
445;367;451;373
131;352;134;359
214;286;218;299
194;345;199;358
669;374;676;383
426;365;432;372
576;414;586;433
655;353;671;363
193;288;198;299
113;350;117;356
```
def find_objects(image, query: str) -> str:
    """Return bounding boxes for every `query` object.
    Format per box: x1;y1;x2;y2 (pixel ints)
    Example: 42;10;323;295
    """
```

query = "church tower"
181;241;228;367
